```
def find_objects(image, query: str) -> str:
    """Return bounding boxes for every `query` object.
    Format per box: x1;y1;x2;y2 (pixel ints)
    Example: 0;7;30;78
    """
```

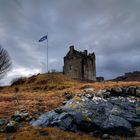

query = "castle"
63;46;96;81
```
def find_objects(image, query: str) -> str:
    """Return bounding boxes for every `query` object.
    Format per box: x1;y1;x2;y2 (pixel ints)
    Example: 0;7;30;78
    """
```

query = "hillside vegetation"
6;72;140;92
0;73;140;140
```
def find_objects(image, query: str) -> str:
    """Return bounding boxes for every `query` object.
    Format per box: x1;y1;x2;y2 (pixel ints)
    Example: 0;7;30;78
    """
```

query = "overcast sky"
0;0;140;85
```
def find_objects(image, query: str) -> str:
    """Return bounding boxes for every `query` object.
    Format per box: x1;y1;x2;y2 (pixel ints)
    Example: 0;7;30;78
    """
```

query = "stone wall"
64;56;82;79
63;46;96;81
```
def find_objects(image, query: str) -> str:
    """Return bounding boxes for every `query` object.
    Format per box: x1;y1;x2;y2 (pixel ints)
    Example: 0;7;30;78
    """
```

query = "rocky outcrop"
31;86;140;136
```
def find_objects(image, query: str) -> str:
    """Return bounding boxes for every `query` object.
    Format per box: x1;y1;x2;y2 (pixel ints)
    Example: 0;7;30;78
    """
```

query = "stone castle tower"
63;46;96;81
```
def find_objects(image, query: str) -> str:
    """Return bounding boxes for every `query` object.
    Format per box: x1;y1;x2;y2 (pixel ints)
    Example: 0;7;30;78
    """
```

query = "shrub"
11;77;26;86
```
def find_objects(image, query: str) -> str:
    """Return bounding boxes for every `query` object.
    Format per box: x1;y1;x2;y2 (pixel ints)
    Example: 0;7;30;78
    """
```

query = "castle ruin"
63;46;96;81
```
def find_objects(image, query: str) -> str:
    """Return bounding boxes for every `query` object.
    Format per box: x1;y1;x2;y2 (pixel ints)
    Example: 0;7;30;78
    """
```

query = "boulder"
96;89;107;97
111;87;122;96
12;111;31;122
82;87;95;93
102;115;134;136
84;94;93;99
128;86;136;96
6;121;17;133
0;119;6;126
136;88;140;97
65;92;74;100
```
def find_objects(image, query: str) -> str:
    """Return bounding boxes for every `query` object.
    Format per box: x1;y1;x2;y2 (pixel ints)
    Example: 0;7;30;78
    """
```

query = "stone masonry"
63;46;96;81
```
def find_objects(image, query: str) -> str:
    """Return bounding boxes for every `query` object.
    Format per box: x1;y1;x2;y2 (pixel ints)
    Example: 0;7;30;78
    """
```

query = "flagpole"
38;34;48;73
47;32;48;73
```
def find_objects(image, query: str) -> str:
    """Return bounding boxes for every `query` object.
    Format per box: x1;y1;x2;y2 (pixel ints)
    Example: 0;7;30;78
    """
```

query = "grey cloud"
0;0;140;85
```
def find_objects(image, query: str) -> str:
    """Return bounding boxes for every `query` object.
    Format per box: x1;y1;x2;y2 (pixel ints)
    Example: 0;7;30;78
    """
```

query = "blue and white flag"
39;35;48;42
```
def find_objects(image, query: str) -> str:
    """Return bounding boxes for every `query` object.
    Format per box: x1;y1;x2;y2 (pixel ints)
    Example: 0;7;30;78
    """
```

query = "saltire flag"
39;35;48;42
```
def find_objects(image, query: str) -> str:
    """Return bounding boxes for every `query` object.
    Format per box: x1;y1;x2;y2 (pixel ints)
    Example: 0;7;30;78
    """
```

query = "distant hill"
112;71;140;81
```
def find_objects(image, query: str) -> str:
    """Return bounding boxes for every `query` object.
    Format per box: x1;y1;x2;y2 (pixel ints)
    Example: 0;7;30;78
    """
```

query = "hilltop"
4;72;140;92
9;72;76;92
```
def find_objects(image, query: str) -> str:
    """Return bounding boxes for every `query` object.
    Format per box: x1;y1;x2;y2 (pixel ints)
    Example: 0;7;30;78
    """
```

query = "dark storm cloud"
0;0;140;84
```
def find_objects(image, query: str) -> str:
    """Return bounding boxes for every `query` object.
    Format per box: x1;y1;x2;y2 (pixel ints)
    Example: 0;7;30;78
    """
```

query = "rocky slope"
31;86;140;137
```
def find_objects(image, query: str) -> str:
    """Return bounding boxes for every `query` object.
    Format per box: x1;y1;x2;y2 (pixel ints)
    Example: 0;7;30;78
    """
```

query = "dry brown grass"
0;73;140;140
79;81;140;90
0;125;101;140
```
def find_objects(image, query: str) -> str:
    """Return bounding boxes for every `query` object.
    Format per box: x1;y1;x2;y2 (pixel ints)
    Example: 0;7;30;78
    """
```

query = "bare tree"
0;45;12;79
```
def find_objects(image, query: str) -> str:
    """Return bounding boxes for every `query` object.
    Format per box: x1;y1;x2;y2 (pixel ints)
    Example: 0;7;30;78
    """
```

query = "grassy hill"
4;72;140;92
0;73;140;140
4;73;77;93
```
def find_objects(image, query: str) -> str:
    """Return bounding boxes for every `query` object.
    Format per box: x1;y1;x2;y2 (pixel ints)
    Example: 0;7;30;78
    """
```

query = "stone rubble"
31;86;140;136
0;110;32;133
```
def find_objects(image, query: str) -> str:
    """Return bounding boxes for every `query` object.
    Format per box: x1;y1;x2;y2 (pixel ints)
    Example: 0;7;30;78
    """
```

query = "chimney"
69;45;74;52
84;50;87;55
